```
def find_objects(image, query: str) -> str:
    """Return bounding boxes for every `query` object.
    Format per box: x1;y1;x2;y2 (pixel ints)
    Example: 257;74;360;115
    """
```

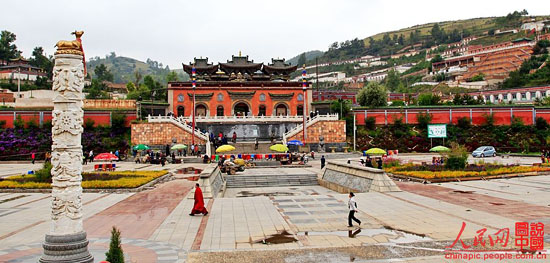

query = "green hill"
287;50;324;66
292;11;549;65
87;53;185;84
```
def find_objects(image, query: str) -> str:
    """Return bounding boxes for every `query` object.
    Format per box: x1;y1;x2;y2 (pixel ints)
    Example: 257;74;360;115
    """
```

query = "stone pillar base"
39;231;93;263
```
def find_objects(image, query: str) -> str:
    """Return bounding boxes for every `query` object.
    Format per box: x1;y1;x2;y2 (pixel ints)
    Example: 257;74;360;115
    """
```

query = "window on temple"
259;93;266;102
177;106;185;117
177;94;184;102
217;93;224;102
196;105;207;116
297;105;304;115
297;93;303;101
258;105;266;116
216;105;224;116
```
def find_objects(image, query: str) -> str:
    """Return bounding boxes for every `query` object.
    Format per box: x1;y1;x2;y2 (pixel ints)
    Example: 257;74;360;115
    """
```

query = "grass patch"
386;164;550;179
0;170;168;189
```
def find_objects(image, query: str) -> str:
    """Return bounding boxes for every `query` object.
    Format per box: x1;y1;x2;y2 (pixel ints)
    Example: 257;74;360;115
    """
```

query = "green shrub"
445;142;468;170
35;162;53;183
26;119;39;129
391;100;405;106
365;116;376;130
457;117;471;129
13;115;24;129
105;226;124;263
482;113;495;127
0;120;6;129
416;112;432;129
535;117;548;130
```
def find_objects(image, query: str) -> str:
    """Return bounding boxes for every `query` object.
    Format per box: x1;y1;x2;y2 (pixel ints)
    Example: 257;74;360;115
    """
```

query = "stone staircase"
225;173;319;188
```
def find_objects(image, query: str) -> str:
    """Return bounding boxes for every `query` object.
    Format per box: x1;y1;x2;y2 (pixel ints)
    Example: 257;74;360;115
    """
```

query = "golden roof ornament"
55;31;84;55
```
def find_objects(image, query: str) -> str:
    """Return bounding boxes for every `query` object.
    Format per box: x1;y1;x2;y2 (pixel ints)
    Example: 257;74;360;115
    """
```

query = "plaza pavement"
0;155;548;262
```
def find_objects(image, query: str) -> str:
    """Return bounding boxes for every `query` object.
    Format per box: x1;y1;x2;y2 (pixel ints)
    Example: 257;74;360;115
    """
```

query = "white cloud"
1;0;548;69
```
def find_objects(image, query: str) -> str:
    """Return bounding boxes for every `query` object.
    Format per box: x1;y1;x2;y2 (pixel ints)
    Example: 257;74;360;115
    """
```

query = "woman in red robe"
190;183;208;216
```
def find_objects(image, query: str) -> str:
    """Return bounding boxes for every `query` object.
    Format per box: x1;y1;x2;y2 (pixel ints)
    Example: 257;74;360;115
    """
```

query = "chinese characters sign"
428;124;447;138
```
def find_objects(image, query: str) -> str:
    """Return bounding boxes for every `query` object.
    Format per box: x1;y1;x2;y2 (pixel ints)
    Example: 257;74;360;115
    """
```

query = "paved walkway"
0;158;549;262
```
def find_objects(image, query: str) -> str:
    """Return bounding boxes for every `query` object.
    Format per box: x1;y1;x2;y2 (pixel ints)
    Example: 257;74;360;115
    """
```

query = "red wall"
0;110;136;128
354;107;541;126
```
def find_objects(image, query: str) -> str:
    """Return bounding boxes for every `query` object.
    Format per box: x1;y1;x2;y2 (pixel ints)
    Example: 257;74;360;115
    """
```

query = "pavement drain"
279;204;301;209
274;199;294;202
300;204;323;208
307;210;335;215
294;198;315;202
291;219;318;224
284;211;309;216
325;203;344;207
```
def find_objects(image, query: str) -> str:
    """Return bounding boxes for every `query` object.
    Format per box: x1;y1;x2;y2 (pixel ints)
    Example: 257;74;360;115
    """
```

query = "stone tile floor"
0;159;549;262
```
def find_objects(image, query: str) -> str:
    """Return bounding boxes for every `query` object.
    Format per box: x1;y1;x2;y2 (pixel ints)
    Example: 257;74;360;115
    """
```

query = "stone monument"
40;31;93;263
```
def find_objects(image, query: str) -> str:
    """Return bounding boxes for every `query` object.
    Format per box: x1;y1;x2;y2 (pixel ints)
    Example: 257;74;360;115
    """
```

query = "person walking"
83;151;88;165
31;152;36;164
348;192;361;227
115;150;120;161
376;157;383;169
190;144;195;156
189;183;208;216
232;132;237;143
89;150;94;163
254;138;259;150
321;155;326;169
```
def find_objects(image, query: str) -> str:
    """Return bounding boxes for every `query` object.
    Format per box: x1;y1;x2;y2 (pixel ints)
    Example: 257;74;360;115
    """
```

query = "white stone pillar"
41;39;92;262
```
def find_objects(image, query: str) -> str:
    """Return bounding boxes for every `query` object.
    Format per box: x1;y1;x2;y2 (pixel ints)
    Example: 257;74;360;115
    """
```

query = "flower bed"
386;164;550;180
0;170;168;189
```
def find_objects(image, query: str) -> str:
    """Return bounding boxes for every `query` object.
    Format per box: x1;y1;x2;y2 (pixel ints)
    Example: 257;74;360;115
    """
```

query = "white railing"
147;115;211;156
282;113;339;143
177;114;305;123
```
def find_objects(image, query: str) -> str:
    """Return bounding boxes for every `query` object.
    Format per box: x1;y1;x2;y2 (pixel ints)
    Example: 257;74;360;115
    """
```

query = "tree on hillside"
85;79;110;99
356;82;387;108
134;70;143;86
297;53;306;67
166;71;179;82
384;69;402;92
0;30;21;61
30;47;54;78
431;23;447;44
144;75;165;101
94;64;114;82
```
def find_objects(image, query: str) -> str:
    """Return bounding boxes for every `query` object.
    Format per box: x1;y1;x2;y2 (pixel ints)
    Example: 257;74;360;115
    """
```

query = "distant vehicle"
472;146;496;158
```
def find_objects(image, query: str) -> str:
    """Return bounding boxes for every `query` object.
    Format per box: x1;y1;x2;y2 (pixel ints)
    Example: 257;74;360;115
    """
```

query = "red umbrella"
94;153;118;161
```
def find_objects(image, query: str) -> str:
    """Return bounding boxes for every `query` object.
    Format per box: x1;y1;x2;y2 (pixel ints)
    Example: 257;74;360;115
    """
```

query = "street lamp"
191;65;196;145
302;65;307;143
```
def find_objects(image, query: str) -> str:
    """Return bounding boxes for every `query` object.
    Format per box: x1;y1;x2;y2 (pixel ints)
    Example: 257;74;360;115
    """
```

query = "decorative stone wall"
287;120;346;144
131;122;206;146
83;99;136;109
321;161;400;193
188;164;225;199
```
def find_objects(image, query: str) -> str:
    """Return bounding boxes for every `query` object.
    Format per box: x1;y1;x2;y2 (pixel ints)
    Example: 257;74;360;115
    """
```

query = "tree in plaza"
297;52;306;66
356;82;387;108
105;226;124;263
0;30;21;61
384;69;402;92
94;63;114;82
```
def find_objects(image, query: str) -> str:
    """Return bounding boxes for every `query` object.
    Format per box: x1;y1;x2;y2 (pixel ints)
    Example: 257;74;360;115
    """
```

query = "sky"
1;0;549;69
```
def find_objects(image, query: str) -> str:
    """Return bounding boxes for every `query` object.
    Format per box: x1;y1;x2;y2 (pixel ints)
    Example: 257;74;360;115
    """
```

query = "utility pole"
17;67;21;98
316;57;319;100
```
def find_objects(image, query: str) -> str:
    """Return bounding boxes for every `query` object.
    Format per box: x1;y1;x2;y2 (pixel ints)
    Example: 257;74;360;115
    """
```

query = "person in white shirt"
348;192;361;227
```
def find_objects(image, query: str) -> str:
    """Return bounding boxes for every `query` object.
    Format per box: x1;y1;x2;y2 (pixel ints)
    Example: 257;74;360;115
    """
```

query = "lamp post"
191;65;196;145
17;67;21;98
302;65;307;143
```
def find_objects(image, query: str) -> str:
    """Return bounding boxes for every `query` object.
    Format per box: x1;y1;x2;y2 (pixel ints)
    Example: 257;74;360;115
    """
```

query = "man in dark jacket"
321;155;326;169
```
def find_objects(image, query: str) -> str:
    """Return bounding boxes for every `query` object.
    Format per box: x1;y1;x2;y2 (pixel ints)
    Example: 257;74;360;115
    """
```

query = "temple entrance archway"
216;105;224;116
177;106;185;117
275;103;288;116
233;102;249;116
195;104;207;116
258;105;266;116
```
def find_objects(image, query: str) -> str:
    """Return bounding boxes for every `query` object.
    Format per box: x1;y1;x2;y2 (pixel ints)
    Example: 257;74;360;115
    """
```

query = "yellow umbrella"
365;148;386;155
216;145;236;153
270;144;289;152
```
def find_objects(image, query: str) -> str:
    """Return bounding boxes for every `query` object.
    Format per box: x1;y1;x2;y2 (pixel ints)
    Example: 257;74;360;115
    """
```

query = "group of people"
210;132;237;148
134;150;167;166
360;155;383;169
432;156;445;165
541;150;550;163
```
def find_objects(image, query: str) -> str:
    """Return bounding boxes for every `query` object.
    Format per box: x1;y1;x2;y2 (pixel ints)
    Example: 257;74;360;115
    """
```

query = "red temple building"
169;55;309;118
